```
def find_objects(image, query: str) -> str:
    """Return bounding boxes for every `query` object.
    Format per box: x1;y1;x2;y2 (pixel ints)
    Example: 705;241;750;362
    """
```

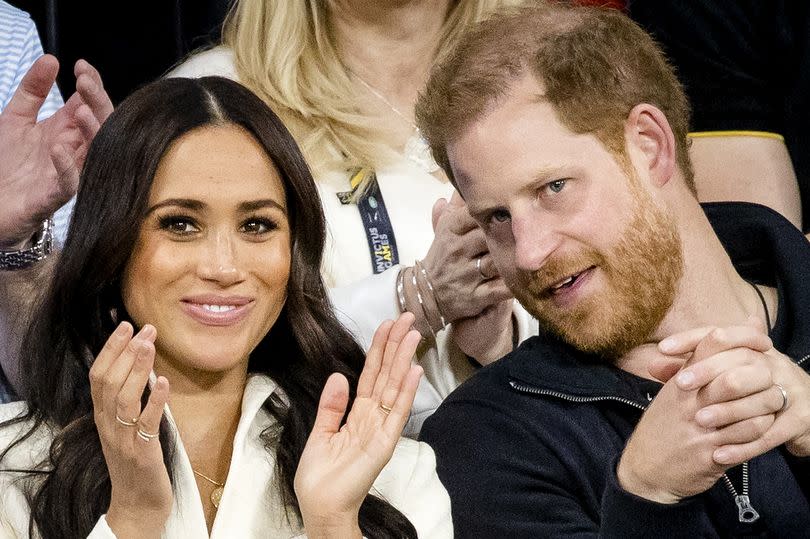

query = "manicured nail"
676;370;695;388
695;408;714;426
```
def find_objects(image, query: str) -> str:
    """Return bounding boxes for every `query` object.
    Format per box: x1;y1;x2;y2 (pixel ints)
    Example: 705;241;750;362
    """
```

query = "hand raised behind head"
89;322;172;539
295;313;422;536
0;56;112;246
421;194;511;323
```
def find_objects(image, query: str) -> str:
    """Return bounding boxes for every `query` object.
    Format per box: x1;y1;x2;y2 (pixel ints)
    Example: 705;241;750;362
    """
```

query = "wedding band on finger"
379;403;393;415
115;413;139;427
775;383;789;413
137;427;160;442
477;257;489;280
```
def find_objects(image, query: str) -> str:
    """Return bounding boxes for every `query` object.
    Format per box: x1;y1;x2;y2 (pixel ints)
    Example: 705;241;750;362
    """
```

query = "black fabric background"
628;0;810;232
8;0;232;104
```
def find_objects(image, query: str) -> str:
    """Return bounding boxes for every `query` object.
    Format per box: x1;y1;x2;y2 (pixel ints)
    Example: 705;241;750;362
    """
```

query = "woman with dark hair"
0;76;452;538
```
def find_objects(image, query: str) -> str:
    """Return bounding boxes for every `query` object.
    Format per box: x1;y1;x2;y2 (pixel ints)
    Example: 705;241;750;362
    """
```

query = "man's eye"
158;216;199;235
491;209;511;223
547;179;567;194
241;218;276;234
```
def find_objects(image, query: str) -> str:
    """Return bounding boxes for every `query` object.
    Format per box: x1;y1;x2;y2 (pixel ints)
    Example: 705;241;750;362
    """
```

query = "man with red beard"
417;3;810;537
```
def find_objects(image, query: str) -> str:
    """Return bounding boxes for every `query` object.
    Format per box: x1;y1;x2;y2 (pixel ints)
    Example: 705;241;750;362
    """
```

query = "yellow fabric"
688;130;784;141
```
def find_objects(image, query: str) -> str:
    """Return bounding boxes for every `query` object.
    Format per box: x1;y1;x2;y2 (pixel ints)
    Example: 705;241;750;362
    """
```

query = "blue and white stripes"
1;0;75;250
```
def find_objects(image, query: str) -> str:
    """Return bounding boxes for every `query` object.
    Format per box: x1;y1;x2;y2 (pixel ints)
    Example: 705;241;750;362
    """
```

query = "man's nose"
511;215;561;272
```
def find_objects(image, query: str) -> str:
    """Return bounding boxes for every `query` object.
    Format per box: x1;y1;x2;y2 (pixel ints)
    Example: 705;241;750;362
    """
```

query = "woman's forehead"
149;125;287;209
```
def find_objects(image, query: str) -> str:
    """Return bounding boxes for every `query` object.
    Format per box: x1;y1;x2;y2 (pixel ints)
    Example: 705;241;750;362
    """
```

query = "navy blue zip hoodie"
421;202;810;538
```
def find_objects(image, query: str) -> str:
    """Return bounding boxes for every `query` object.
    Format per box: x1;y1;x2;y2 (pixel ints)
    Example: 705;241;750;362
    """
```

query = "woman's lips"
180;297;254;326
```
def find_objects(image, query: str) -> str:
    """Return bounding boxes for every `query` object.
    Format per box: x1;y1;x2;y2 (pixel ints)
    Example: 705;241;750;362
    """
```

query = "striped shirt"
0;1;74;403
0;0;75;250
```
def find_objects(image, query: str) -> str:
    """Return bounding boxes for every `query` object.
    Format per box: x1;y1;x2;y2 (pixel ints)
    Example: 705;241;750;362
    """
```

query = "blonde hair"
222;0;521;181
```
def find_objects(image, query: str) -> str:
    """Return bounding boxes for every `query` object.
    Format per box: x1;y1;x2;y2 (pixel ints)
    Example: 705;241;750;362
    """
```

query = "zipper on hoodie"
509;379;758;523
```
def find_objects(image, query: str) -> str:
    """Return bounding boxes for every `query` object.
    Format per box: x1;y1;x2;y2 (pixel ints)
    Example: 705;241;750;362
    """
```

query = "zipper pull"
734;495;760;523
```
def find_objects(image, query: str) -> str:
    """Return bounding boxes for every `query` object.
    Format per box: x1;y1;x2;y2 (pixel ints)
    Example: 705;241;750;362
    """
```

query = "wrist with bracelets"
0;218;53;271
396;261;447;341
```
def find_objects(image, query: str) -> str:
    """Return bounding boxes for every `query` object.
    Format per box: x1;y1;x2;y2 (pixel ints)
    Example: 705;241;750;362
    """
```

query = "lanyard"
337;169;400;274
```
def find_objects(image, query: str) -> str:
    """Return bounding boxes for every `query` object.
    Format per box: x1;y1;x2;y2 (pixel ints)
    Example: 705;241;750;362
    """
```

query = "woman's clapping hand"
295;313;423;538
89;322;172;539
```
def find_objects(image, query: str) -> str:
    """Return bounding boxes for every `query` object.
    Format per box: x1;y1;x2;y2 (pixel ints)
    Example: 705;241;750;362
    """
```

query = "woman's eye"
158;216;199;235
241;218;276;235
547;179;567;194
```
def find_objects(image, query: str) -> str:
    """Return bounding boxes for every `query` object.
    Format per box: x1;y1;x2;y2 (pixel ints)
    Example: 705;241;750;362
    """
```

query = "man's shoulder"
422;337;574;436
0;1;32;27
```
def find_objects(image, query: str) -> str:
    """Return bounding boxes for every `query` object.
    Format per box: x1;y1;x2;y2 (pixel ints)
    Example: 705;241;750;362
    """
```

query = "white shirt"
0;374;453;538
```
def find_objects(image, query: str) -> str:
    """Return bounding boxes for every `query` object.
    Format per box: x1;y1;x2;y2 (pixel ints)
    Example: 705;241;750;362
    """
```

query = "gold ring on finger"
775;383;789;413
115;413;139;427
137;427;160;442
379;403;393;415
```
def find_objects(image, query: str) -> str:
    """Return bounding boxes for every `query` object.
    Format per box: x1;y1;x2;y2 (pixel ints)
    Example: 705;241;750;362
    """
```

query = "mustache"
524;250;604;296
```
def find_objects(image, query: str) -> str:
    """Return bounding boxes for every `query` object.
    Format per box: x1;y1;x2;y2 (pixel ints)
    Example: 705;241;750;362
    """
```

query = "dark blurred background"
8;0;233;104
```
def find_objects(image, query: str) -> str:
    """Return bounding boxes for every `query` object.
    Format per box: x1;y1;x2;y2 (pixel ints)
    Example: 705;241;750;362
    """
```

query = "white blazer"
0;374;453;538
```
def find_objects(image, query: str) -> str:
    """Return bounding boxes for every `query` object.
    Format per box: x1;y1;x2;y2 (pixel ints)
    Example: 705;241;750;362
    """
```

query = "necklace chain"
346;68;440;173
349;69;419;131
748;281;771;330
193;468;224;487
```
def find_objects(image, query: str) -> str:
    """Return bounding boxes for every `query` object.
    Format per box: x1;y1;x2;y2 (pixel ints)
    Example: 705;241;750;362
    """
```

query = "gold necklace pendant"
210;485;224;508
194;468;225;508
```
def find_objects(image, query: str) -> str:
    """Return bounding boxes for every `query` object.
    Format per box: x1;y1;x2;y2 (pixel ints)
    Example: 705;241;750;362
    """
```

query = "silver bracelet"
414;259;447;328
412;271;437;342
396;267;407;313
0;219;53;271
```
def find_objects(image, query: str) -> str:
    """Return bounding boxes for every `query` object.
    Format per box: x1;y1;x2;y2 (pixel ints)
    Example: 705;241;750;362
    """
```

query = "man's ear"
625;104;676;188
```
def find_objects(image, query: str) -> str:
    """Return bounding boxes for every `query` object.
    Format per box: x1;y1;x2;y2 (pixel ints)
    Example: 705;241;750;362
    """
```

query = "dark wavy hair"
0;76;416;538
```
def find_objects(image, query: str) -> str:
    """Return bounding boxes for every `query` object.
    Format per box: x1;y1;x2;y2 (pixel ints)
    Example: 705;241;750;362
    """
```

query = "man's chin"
516;295;653;360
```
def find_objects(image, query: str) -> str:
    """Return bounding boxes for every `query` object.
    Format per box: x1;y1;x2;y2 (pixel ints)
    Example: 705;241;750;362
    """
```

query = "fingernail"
695;408;714;426
114;322;129;336
714;448;731;464
676;370;695;388
658;337;676;353
139;325;156;340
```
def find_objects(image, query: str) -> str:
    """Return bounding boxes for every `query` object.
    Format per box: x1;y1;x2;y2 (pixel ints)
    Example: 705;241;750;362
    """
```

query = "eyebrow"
464;165;571;218
146;198;287;215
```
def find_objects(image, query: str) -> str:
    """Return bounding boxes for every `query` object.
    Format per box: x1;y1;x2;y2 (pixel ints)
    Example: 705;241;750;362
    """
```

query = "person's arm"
421;397;713;538
0;56;112;396
370;438;453;539
0;257;56;396
629;0;807;236
689;135;803;233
